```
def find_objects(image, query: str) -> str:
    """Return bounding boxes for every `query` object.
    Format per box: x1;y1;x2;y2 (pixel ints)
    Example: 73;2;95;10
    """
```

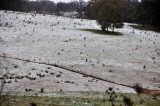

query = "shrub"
133;83;143;96
123;96;133;106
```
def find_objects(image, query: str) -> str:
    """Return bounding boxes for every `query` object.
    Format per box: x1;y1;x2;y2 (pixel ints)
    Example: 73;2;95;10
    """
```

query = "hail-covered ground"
0;11;160;95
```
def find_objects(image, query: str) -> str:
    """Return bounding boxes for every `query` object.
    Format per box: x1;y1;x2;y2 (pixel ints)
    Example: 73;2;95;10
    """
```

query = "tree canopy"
86;0;125;32
135;0;160;26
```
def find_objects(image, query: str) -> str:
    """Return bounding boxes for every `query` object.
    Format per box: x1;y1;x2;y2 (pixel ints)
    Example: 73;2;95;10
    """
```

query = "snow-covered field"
0;11;160;94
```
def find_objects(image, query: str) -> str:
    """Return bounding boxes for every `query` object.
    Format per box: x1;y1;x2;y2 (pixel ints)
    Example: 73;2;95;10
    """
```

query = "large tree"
123;0;139;23
87;0;125;32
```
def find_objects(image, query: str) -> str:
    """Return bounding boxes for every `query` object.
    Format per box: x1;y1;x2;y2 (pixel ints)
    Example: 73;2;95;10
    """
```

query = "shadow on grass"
130;25;160;33
81;29;123;36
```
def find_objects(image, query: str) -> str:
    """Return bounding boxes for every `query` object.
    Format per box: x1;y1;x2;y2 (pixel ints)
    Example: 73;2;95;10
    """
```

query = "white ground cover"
0;11;160;94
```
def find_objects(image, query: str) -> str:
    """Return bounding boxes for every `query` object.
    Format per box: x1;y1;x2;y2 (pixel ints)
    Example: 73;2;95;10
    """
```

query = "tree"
123;0;139;23
97;3;112;31
85;0;101;19
0;0;27;11
135;0;160;27
87;0;125;32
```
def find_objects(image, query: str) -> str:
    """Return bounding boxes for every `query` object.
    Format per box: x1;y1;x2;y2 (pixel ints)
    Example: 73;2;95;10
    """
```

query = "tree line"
84;0;160;31
0;0;86;14
123;0;160;27
135;0;160;27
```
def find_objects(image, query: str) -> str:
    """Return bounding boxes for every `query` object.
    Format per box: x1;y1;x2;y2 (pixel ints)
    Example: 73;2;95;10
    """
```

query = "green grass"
81;29;123;36
130;25;160;33
1;93;160;106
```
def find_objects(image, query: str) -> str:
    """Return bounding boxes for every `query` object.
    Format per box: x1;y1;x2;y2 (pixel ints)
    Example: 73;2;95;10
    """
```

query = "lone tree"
88;0;125;32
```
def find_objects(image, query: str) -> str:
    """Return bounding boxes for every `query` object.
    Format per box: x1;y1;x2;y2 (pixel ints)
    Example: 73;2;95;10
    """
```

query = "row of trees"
0;0;87;14
0;0;26;11
135;0;160;27
124;0;160;27
85;0;160;31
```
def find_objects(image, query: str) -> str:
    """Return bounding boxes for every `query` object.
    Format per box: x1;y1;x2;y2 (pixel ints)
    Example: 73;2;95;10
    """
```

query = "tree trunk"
112;24;115;32
150;17;153;25
142;19;145;27
107;25;109;32
101;23;106;31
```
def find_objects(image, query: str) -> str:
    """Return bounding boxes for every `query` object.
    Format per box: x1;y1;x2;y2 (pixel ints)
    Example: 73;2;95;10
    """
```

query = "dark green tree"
123;0;139;23
135;0;160;26
0;0;28;11
87;0;125;32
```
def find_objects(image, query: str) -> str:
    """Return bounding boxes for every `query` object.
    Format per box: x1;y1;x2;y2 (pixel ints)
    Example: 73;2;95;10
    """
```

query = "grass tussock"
82;29;123;36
